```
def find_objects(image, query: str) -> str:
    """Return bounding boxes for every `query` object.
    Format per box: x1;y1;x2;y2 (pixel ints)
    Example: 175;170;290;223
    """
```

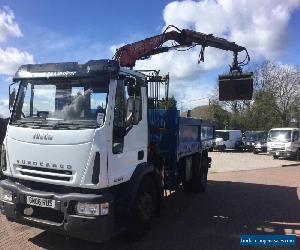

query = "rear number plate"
26;196;55;208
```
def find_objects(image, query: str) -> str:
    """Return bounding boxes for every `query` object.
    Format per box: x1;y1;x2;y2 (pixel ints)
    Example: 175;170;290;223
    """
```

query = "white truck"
214;130;243;151
0;26;253;242
0;60;216;242
267;128;300;160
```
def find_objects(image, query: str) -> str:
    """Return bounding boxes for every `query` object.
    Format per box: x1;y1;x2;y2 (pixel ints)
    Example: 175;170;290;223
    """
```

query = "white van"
267;128;300;160
214;130;243;151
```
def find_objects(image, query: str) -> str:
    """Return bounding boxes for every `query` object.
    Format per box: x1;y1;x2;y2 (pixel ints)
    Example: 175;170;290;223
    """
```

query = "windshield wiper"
12;120;98;130
11;120;44;128
54;121;98;130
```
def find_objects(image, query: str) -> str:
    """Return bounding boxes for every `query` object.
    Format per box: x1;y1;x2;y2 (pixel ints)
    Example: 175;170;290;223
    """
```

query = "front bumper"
0;179;114;242
214;145;225;150
254;146;267;152
268;150;294;158
244;144;255;151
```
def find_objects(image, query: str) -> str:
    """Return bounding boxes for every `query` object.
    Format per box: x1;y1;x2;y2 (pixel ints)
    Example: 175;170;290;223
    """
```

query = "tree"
178;61;300;131
247;90;281;130
213;61;300;131
159;96;177;109
255;61;300;126
207;100;230;129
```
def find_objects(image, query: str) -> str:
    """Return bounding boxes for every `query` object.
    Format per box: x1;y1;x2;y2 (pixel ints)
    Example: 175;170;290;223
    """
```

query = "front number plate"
26;196;55;208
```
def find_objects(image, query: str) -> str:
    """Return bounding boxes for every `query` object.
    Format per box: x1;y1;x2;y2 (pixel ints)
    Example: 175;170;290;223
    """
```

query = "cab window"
292;131;299;141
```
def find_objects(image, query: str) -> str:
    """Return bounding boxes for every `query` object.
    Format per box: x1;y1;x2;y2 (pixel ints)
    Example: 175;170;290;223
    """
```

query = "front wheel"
128;177;157;239
273;155;279;159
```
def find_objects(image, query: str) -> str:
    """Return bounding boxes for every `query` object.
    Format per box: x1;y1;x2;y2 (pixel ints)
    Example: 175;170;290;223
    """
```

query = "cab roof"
270;128;299;131
13;59;145;82
216;130;241;132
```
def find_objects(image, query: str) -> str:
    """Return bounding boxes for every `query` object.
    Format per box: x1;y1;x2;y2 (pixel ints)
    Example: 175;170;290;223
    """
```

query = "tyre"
296;149;300;162
193;156;208;193
183;154;208;193
128;176;157;239
253;150;258;154
273;155;279;159
221;145;226;152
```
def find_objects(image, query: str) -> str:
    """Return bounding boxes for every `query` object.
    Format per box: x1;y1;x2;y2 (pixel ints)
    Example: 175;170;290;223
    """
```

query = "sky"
0;0;300;117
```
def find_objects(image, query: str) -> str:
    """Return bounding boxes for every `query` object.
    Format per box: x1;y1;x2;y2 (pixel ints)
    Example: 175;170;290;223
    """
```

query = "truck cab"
0;59;214;242
267;128;300;160
0;60;151;241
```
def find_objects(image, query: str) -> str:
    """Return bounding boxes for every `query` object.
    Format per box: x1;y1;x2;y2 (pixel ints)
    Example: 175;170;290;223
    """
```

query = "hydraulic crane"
113;25;253;100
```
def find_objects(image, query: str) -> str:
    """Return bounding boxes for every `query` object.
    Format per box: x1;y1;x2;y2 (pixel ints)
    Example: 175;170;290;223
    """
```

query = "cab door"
107;80;148;186
292;130;300;152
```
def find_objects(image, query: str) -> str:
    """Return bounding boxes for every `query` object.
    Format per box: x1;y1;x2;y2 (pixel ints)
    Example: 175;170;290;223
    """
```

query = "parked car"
242;131;268;153
267;128;300;160
214;130;243;151
253;135;268;154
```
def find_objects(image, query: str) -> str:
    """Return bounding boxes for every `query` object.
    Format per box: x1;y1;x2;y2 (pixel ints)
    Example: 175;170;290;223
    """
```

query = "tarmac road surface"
0;153;299;250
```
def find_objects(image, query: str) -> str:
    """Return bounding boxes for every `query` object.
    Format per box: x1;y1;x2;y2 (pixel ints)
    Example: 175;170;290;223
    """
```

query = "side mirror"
9;88;16;111
126;96;141;126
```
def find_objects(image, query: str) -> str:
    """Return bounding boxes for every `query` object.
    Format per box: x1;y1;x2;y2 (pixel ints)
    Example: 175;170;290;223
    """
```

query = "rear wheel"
273;155;279;159
221;145;226;152
253;150;258;154
183;154;208;193
128;176;157;239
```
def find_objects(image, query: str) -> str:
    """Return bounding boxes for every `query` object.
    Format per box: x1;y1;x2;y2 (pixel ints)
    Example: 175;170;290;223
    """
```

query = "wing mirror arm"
125;112;134;129
9;83;16;112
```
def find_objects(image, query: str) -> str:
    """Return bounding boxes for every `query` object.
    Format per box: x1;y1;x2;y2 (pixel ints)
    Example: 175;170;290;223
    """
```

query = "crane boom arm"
113;26;249;69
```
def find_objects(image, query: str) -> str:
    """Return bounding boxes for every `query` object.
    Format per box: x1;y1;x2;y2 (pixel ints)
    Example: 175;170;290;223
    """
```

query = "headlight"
76;202;109;216
0;144;7;171
0;187;12;202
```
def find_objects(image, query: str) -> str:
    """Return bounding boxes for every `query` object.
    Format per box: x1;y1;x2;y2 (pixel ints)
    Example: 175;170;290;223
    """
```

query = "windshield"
244;132;267;141
268;130;291;142
11;79;108;129
215;131;229;141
